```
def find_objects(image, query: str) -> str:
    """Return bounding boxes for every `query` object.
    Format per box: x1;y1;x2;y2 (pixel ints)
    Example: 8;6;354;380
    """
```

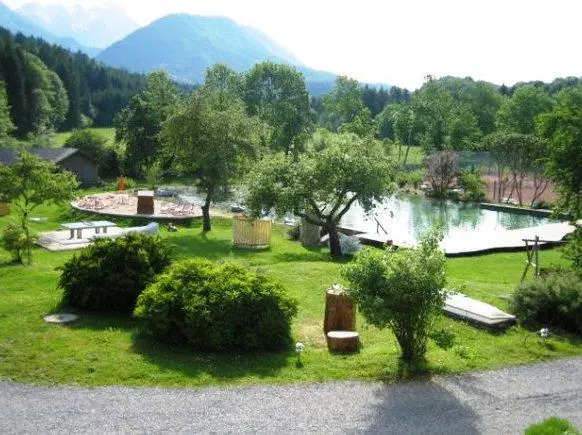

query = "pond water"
341;195;553;245
168;187;555;246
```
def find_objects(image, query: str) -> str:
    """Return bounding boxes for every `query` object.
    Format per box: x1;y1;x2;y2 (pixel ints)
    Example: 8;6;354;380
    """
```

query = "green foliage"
65;129;106;159
246;132;395;258
1;223;33;264
323;76;375;137
135;259;298;352
145;161;164;190
342;230;447;364
510;272;582;334
537;86;582;218
396;169;425;189
0;81;15;143
161;74;265;231
564;228;582;276
0;151;78;263
115;71;179;177
244;62;313;155
495;85;553;135
458;168;486;202
59;233;172;313
525;417;580;435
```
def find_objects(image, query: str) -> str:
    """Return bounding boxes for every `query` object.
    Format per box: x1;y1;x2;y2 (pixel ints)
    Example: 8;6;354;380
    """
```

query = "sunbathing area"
72;192;202;220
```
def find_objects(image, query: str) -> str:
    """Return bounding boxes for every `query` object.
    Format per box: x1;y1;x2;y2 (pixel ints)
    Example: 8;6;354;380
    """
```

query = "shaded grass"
0;202;581;388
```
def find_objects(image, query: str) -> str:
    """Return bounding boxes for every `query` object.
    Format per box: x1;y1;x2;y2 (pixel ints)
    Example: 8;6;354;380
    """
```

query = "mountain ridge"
96;14;346;95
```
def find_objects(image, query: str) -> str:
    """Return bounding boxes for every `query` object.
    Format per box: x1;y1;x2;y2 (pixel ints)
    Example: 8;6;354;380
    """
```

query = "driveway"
1;357;581;434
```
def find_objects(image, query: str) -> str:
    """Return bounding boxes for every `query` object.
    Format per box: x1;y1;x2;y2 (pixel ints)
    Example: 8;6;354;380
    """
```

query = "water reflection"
342;195;551;245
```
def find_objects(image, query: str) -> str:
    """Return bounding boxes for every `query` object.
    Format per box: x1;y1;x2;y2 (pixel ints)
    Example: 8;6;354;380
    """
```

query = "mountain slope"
18;3;139;49
0;1;99;55
96;14;339;95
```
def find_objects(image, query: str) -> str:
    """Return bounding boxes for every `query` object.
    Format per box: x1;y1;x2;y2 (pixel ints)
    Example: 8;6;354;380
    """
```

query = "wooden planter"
233;216;272;249
324;284;359;353
0;202;10;217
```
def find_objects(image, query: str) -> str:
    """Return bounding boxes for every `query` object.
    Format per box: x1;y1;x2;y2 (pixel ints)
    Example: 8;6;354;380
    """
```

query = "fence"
232;216;272;249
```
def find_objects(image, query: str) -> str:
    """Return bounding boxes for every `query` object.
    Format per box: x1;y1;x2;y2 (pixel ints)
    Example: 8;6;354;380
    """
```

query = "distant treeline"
0;27;146;138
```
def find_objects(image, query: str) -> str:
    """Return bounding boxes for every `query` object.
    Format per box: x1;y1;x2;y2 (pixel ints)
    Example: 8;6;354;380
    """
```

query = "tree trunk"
324;285;356;334
328;225;342;259
326;331;359;353
201;189;213;232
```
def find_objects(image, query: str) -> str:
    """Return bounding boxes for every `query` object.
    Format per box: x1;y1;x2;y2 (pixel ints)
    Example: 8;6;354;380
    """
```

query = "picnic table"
61;221;117;239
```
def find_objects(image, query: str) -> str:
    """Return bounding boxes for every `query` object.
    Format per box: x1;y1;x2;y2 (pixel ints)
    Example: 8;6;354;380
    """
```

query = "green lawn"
0;201;580;387
54;127;116;147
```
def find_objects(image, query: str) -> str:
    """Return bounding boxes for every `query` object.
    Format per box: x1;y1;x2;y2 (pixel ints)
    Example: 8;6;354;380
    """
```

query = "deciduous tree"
245;132;394;258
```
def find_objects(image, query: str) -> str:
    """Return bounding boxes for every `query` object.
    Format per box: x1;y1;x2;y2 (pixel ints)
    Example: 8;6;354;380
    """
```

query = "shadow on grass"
130;329;290;381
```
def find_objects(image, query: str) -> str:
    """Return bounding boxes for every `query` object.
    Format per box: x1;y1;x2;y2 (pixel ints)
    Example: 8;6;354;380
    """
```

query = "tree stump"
324;284;356;334
326;331;360;353
300;217;321;247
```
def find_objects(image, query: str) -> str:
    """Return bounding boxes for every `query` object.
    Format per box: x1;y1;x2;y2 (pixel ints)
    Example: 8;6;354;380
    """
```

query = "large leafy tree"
244;62;313;155
161;83;265;232
342;230;447;365
495;85;553;135
246;132;394;258
323;76;375;137
0;152;78;263
114;71;179;177
412;76;453;151
537;86;582;218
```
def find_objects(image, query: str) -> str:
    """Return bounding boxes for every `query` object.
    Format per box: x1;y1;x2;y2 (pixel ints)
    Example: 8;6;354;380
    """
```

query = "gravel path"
1;357;581;434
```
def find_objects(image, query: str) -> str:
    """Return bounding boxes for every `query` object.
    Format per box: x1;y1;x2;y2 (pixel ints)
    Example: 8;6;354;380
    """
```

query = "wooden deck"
342;220;580;256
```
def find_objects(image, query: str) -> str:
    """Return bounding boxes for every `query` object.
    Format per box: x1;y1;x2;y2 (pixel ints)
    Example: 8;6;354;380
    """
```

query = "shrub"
65;129;121;178
1;224;34;264
510;272;582;334
342;230;446;364
287;223;300;241
135;259;298;352
564;227;582;277
59;233;172;312
525;417;579;435
458;168;486;202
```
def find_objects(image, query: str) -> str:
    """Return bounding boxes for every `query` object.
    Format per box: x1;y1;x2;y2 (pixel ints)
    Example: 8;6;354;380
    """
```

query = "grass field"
0;200;580;388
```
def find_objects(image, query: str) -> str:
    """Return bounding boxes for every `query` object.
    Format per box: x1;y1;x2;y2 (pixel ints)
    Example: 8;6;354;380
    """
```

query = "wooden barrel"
233;216;272;249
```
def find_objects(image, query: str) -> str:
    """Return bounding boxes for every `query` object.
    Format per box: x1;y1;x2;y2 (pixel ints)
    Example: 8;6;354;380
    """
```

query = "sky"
4;0;582;89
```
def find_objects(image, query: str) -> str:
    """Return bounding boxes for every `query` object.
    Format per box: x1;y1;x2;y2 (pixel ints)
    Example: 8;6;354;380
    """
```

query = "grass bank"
0;202;580;387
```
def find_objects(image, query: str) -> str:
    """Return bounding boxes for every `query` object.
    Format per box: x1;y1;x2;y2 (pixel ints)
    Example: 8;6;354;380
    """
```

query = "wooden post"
324;284;356;334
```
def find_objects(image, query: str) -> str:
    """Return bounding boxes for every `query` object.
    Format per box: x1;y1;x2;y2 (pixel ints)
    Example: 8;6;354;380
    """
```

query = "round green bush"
135;259;298;352
59;232;172;312
510;272;582;334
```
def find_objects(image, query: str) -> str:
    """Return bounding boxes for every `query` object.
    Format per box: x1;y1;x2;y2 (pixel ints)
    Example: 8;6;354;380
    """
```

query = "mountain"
96;14;339;95
18;3;139;49
0;1;99;56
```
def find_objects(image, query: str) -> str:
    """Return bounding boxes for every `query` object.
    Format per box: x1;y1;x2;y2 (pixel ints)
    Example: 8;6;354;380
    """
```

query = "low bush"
525;417;579;435
135;259;298;352
1;224;34;264
564;227;582;277
458;168;486;202
59;233;172;312
510;272;582;334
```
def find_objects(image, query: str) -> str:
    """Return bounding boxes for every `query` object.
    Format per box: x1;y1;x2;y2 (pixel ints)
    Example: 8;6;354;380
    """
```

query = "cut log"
324;284;356;334
326;331;360;353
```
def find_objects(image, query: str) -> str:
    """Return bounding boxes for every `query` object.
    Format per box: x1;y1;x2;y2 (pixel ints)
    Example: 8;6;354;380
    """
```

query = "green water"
342;195;552;244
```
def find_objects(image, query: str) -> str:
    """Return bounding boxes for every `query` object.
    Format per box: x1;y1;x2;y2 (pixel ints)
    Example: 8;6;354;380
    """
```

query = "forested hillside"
0;27;145;139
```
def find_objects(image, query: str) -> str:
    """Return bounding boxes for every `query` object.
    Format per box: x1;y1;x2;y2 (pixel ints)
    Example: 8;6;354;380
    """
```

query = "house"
0;147;100;185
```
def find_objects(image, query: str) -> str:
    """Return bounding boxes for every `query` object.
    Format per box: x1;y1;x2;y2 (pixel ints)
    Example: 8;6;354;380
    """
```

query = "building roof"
0;147;84;166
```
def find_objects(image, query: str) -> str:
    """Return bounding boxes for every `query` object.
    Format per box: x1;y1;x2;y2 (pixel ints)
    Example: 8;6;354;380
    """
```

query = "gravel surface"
1;357;581;434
